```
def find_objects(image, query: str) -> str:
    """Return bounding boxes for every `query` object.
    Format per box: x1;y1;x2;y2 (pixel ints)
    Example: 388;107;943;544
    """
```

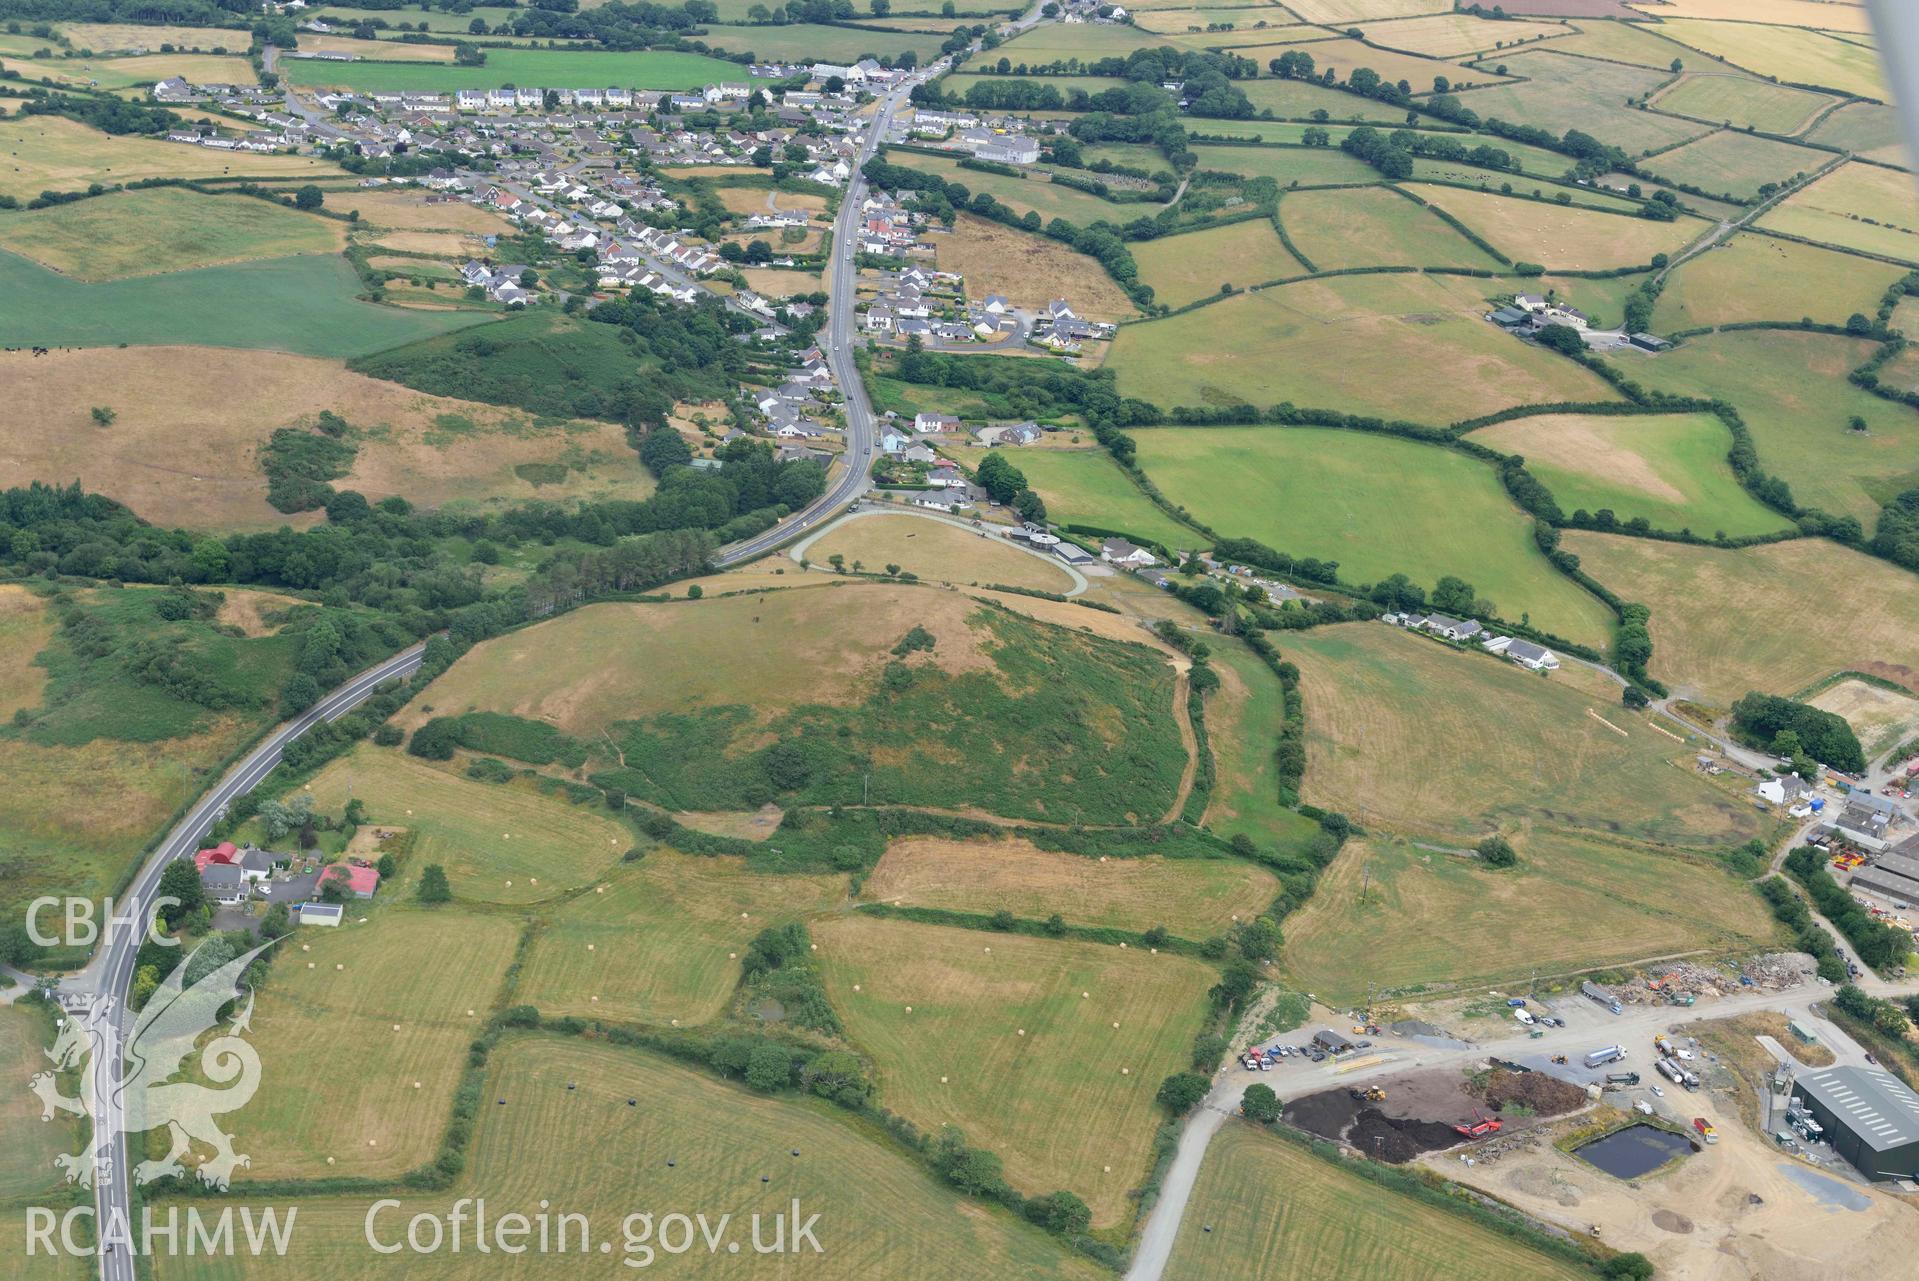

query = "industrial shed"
1792;1065;1919;1181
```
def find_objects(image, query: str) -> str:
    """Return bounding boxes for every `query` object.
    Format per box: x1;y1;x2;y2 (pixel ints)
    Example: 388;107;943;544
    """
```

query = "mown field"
229;907;520;1180
0;115;343;201
1284;0;1450;18
1758;161;1919;264
301;746;630;905
335;187;516;235
1622;0;1872;33
1443;50;1710;155
1403;183;1701;270
1130;427;1617;645
1559;533;1919;701
1468;410;1791;538
1606;329;1915;524
0;50;254;91
1162;1123;1590;1281
1649;73;1834;135
1807;102;1907;166
281;47;739;92
1651;232;1906;332
0;346;651;530
1235;77;1420;121
0;187;343;280
1811;679;1919;760
817;914;1214;1227
1655;18;1885;98
1004;446;1200;547
1356;11;1570;57
1283;186;1503;271
1108;271;1616;421
0;250;490;356
862;835;1276;936
1282;830;1775;1001
1277;622;1766;844
153;1037;1104;1281
1131;217;1301;309
1641;129;1829;202
804;513;1079;594
517;848;844;1027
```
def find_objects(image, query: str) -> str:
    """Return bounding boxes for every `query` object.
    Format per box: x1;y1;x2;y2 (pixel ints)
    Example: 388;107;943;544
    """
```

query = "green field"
1807;101;1908;165
1758;161;1919;263
0;586;306;922
1007;446;1202;547
230;907;521;1180
1605;328;1916;524
818;914;1214;1226
1186;143;1376;186
0;50;254;91
1656;18;1886;99
889;151;1141;225
1129;427;1616;644
1132;218;1302;308
0;187;343;280
1640;129;1830;202
939;72;1128;99
1163;1123;1591;1281
1108;271;1617;423
1561;533;1919;702
0;1002;81;1202
1282;186;1503;271
1276;622;1768;844
692;23;947;61
1235;77;1421;122
0;115;345;202
1469;411;1792;538
1283;829;1775;1000
1652;232;1906;333
1191;121;1575;178
153;1037;1103;1281
1446;50;1711;156
302;745;631;905
0;250;489;356
282;48;740;92
516;849;845;1027
1650;73;1835;135
1201;640;1324;855
398;585;1188;825
986;21;1176;63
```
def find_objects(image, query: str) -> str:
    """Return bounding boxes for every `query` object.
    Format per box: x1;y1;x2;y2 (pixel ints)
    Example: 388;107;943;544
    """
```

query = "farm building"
1791;1065;1919;1181
1849;846;1919;910
317;863;381;900
1312;1028;1356;1054
294;902;343;927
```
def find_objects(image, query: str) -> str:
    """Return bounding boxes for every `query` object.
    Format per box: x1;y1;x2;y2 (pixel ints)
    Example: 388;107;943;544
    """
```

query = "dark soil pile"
1282;1087;1359;1141
1485;1068;1586;1116
1347;1108;1465;1163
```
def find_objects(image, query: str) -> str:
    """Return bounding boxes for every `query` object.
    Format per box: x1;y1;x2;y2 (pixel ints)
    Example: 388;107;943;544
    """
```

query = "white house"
1505;639;1560;671
1101;538;1157;568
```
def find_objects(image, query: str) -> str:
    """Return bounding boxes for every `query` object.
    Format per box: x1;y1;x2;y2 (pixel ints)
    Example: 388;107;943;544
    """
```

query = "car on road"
1650;1084;1665;1097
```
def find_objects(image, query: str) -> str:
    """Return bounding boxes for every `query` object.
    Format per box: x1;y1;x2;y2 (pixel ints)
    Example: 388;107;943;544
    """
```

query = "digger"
1347;1085;1386;1103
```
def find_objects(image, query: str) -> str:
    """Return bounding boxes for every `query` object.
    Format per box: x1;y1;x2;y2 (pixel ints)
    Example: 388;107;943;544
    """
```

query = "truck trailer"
1584;1045;1627;1069
1581;981;1623;1014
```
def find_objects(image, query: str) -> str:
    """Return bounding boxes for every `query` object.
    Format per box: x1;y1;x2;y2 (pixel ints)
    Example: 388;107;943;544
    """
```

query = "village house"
1101;538;1158;568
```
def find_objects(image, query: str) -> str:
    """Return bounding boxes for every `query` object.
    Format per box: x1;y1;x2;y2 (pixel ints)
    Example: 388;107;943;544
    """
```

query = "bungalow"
1420;614;1483;643
1101;538;1158;568
1505;639;1559;671
318;862;381;900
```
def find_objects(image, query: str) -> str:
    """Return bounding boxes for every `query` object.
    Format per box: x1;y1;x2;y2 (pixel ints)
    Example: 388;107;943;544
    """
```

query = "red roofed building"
318;863;381;900
194;841;238;873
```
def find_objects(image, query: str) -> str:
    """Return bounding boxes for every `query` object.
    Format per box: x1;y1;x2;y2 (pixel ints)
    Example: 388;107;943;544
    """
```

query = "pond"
1574;1124;1696;1180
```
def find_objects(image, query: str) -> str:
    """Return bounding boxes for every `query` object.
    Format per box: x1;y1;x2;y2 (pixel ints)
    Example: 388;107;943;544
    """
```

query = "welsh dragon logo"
32;938;276;1190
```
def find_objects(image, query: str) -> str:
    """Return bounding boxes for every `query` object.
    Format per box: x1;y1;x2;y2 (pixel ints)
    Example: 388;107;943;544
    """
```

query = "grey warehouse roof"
1797;1065;1919;1151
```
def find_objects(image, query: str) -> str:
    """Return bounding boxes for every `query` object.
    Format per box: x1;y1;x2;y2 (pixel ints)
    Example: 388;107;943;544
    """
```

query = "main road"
714;65;931;566
71;643;425;1281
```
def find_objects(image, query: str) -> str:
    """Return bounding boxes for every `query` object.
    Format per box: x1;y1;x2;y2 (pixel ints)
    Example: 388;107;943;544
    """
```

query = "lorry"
1582;980;1623;1015
1584;1045;1627;1069
1692;1117;1718;1144
1657;1058;1687;1085
1654;1034;1675;1058
1667;993;1695;1007
1605;1071;1641;1086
